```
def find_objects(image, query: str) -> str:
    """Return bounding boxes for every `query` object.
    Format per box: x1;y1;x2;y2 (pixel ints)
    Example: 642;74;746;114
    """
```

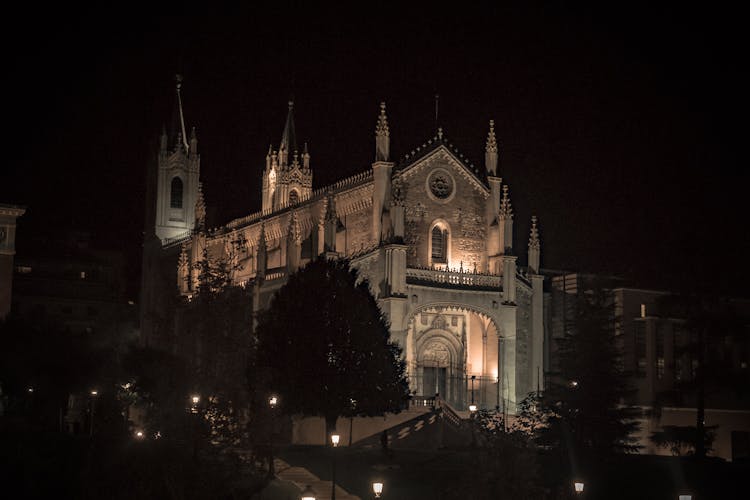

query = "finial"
288;100;294;110
486;120;497;153
195;182;206;230
529;215;540;250
437;127;443;140
175;73;183;90
499;184;513;220
375;101;390;162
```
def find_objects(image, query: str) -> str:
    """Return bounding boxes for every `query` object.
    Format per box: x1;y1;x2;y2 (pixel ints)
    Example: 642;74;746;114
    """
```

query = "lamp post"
574;481;584;496
300;484;316;500
372;481;383;498
330;433;340;500
190;394;200;460
268;395;278;478
89;390;98;437
470;375;476;408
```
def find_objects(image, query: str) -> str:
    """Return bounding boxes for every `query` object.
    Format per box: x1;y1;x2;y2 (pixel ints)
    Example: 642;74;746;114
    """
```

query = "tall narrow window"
431;226;447;263
634;322;646;377
170;177;183;208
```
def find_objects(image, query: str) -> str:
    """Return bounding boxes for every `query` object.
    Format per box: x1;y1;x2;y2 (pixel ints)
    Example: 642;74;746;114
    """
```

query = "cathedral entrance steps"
354;400;472;450
274;458;360;500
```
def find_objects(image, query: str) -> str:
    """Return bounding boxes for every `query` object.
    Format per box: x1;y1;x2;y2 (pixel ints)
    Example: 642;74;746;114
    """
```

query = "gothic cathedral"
141;81;546;414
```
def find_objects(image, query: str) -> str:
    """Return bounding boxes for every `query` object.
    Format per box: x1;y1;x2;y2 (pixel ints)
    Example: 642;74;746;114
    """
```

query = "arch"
288;189;299;205
428;219;450;266
170;177;183;208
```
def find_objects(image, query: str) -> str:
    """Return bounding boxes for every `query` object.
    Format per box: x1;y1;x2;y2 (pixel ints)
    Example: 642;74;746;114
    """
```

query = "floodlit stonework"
142;82;546;413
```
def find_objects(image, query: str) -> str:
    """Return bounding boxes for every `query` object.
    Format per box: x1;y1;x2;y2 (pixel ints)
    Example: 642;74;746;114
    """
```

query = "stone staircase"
274;458;360;500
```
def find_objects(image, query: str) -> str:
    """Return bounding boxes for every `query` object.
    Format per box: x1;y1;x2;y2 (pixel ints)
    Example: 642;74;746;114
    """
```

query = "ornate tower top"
485;119;498;176
279;100;297;166
375;102;390;162
499;184;513;220
174;74;189;152
195;182;206;231
528;216;540;251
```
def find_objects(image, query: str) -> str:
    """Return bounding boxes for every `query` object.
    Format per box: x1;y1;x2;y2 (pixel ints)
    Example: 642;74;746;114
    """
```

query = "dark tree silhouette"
254;258;409;437
533;288;640;463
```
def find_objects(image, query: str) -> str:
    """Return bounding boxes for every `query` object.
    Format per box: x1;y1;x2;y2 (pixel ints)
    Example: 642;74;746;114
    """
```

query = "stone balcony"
405;266;502;291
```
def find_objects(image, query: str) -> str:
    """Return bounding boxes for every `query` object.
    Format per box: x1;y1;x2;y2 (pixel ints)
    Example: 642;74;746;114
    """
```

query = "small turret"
499;185;514;253
485;120;498;177
375;102;390;162
195;182;206;232
528;216;540;274
303;142;310;170
189;127;198;155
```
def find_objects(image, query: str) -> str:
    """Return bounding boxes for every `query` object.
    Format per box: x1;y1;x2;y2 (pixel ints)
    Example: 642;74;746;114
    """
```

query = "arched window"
431;225;448;263
288;189;299;205
170;177;183;208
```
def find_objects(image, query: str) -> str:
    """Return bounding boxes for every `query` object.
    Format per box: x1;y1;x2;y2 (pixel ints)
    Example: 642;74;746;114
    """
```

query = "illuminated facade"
143;84;546;413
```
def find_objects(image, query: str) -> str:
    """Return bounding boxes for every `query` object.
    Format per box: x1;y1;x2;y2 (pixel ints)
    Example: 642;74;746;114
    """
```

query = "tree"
533;288;640;463
651;294;750;458
254;258;409;436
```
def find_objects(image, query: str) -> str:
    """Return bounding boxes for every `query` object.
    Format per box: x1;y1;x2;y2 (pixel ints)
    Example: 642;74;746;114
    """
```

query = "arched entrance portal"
407;305;503;410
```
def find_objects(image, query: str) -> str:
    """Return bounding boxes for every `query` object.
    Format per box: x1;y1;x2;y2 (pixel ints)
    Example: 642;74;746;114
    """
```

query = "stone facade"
142;85;547;413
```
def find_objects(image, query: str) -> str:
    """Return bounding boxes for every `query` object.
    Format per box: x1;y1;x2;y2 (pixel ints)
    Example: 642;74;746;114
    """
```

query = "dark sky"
2;4;747;299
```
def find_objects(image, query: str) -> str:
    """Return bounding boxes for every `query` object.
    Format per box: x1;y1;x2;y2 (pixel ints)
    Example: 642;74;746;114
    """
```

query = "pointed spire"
279;100;297;166
375;102;390;162
288;210;301;244
303;142;310;169
160;124;168;152
499;184;513;220
175;74;189;152
189;126;198;154
529;216;540;250
195;181;206;231
528;216;541;273
485;120;498;176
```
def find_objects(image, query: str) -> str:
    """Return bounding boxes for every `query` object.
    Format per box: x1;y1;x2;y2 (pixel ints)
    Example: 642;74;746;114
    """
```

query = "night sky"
2;4;746;299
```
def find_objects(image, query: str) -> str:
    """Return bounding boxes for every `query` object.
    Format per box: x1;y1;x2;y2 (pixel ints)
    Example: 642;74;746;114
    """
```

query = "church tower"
154;75;201;242
262;101;313;212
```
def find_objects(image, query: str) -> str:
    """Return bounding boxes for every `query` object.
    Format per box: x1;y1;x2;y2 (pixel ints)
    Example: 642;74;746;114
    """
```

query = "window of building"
635;322;646;377
80;271;86;279
640;304;646;318
656;325;666;379
288;189;299;205
170;177;183;208
431;226;448;263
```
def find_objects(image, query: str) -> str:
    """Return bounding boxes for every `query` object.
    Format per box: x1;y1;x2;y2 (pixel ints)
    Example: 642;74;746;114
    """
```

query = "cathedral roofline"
395;129;489;188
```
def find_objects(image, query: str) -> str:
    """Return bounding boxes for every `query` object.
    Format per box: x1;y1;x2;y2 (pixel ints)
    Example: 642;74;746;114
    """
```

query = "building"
11;231;136;341
548;272;750;462
0;203;25;319
141;81;547;414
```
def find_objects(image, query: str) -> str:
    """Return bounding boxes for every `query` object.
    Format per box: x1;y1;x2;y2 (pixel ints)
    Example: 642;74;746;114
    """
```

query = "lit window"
657;358;665;379
80;271;86;279
431;226;447;263
170;177;183;208
640;304;646;318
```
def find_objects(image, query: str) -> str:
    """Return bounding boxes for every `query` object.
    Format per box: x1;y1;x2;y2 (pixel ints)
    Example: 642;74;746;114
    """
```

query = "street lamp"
330;433;340;500
268;395;279;478
189;394;201;460
89;389;99;437
372;481;383;498
470;375;476;407
574;481;584;495
469;404;478;413
300;485;316;500
134;429;145;440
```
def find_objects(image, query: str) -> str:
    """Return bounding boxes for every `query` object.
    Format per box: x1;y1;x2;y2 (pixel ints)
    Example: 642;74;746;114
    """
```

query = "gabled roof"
394;128;489;188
